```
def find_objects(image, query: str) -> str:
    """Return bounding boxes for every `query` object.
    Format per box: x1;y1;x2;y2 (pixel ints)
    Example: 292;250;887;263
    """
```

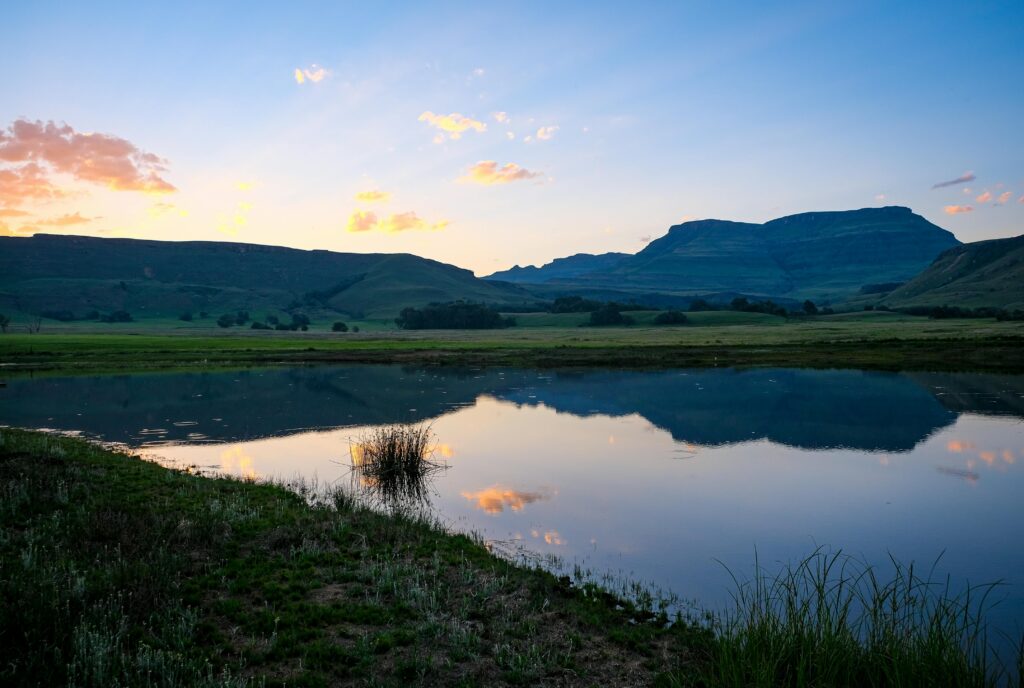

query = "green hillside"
882;234;1024;310
487;207;960;301
0;234;532;320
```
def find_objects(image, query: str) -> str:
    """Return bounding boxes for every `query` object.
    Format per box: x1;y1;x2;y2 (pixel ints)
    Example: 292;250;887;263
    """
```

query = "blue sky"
2;1;1022;273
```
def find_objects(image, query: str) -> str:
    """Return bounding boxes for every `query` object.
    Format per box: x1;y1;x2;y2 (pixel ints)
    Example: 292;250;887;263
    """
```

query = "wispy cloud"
418;111;486;140
932;171;976;189
492;111;509;124
976;190;992;203
943;204;974;215
148;202;188;218
995;191;1012;205
31;211;94;226
217;201;252;236
354;190;391;203
346;209;448;233
536;125;559;141
0;208;31;218
0;119;175;206
459;160;542;185
294;64;328;84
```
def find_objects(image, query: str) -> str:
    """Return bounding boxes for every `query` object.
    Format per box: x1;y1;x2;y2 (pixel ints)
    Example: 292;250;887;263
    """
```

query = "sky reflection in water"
2;365;1023;637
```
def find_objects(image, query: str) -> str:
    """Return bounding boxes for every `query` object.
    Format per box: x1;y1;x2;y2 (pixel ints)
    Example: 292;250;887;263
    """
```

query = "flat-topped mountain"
0;234;531;320
882;233;1024;310
486;207;961;301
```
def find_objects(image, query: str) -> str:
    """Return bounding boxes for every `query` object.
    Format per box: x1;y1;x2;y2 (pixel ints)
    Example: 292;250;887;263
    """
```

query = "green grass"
3;313;1024;374
2;429;1019;687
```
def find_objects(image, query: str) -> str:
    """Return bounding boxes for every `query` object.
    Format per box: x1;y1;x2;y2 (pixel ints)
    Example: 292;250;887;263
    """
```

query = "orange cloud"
543;530;564;545
536;125;559;140
943;205;973;215
220;445;257;480
0;119;175;201
346;209;448;233
976;190;992;203
459;160;542;185
29;211;94;227
460;485;550;513
0;208;31;218
947;440;975;453
354;190;391;203
0;162;65;205
294;64;328;84
418;111;486;140
996;191;1012;205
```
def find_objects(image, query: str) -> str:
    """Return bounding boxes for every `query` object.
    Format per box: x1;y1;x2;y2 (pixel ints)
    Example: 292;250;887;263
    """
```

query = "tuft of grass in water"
691;548;1017;688
348;423;446;509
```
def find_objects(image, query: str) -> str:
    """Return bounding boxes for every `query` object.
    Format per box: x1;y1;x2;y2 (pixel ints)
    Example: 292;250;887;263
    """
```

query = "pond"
3;364;1023;641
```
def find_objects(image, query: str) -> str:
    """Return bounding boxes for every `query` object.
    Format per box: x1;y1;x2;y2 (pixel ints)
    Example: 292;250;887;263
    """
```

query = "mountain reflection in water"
3;366;1023;452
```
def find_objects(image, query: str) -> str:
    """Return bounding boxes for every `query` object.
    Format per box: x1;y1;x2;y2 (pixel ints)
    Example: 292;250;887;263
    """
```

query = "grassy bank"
1;429;1019;686
3;313;1024;374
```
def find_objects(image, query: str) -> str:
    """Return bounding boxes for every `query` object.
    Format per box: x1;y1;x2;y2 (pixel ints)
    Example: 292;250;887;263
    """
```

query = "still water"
3;365;1023;635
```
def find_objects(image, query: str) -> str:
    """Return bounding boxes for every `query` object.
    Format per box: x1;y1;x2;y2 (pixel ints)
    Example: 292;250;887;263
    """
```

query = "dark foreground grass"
1;429;1019;687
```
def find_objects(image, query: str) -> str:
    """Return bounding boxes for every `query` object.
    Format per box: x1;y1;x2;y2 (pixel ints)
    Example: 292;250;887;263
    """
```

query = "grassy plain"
2;311;1024;374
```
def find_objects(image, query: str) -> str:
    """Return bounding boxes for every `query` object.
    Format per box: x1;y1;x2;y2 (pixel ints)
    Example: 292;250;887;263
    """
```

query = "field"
2;311;1024;374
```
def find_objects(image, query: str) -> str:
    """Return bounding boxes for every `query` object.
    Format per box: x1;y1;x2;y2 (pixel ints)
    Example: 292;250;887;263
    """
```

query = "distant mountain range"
487;207;961;302
0;234;530;320
881;234;1024;310
0;207;1019;321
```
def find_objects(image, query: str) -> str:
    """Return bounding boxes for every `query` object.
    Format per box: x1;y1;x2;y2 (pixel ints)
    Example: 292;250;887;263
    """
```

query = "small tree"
0;314;9;333
179;312;193;322
235;311;250;325
352;325;360;333
803;300;819;315
332;321;349;332
217;314;235;328
587;304;634;326
654;310;688;325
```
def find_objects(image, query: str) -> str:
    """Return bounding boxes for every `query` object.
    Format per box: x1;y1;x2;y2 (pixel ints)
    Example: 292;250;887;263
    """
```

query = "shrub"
802;300;819;315
100;310;133;323
653;310;688;325
587;304;634;326
217;314;235;328
689;298;714;312
40;310;76;322
551;296;603;313
332;321;349;332
235;311;249;325
179;312;193;322
250;321;271;330
396;302;514;330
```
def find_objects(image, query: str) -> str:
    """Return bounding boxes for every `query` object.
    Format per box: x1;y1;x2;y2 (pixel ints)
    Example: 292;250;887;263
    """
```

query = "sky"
2;1;1022;275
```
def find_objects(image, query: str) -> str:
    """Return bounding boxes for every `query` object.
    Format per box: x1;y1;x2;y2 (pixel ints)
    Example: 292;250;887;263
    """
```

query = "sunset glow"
3;3;1022;272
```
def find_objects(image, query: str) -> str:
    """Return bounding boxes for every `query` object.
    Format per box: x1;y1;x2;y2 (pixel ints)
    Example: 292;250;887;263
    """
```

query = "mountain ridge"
486;206;961;301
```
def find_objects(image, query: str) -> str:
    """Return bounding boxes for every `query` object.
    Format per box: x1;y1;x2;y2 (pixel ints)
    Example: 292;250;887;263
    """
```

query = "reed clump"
699;548;1017;687
349;424;445;508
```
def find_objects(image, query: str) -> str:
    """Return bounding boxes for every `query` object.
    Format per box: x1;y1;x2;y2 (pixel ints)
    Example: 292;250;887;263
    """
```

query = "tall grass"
697;548;1019;687
348;423;446;509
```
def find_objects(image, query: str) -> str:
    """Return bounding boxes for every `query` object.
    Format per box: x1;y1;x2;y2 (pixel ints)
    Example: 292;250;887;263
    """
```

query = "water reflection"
4;366;1023;452
2;364;1023;643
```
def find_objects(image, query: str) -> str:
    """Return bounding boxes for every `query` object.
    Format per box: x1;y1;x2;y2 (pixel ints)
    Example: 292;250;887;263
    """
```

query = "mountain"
487;252;629;284
881;234;1024;310
0;234;531;320
486;207;961;301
